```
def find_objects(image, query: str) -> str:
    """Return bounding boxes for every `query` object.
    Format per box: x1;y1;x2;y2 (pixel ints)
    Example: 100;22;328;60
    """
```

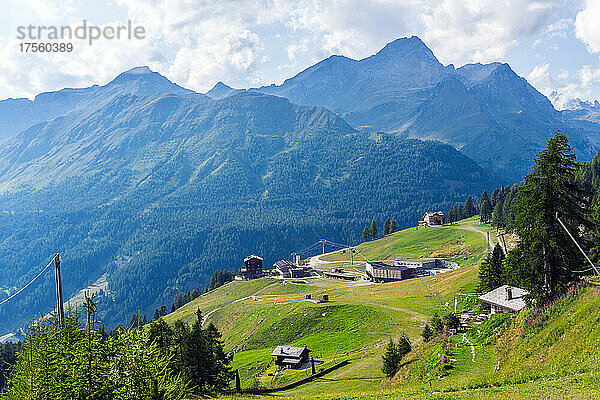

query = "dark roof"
272;345;309;358
367;261;410;271
273;260;295;269
478;285;529;312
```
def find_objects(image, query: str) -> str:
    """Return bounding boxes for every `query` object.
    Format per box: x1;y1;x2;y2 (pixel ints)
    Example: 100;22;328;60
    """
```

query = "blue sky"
1;0;599;109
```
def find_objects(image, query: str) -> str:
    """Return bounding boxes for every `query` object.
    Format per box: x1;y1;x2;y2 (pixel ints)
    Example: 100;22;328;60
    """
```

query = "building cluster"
236;254;313;281
419;211;444;226
273;260;312;278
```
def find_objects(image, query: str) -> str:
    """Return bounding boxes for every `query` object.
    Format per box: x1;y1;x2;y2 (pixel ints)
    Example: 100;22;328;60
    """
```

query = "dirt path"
450;221;497;251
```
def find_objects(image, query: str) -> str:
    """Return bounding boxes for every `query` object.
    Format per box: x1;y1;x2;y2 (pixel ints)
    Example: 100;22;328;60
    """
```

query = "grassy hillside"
309;217;492;271
159;218;600;398
214;282;600;399
161;217;494;395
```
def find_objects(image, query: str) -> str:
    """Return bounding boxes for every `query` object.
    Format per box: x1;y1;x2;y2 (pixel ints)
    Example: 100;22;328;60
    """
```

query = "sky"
1;0;599;109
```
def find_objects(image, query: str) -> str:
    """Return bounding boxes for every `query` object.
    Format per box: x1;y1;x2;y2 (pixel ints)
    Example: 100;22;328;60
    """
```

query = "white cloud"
528;59;600;110
0;0;589;100
527;63;552;88
575;0;600;53
578;64;600;87
420;0;560;65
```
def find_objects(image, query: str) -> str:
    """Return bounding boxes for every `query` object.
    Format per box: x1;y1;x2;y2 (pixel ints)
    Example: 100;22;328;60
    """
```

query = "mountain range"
0;63;497;332
207;36;600;180
0;35;598;332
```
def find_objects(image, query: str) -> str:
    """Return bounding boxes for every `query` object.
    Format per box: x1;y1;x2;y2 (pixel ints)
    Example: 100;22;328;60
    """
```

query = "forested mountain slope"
0;68;498;332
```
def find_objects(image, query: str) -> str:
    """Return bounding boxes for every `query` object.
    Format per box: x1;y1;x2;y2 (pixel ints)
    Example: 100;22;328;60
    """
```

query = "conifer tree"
396;336;411;357
381;339;399;377
491;187;501;208
479;190;492;223
370;219;378;240
464;196;476;218
361;226;370;242
390;218;397;233
505;131;590;300
431;313;443;333
478;244;505;292
492;198;504;228
383;218;391;236
421;324;434;342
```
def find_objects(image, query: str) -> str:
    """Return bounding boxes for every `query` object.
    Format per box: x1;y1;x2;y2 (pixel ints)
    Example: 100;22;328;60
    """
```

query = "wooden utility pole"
54;253;64;327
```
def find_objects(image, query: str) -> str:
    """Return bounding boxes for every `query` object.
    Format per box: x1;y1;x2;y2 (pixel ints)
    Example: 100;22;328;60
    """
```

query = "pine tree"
464;196;476;218
383;218;391;236
505;131;590;300
479;190;492;223
191;288;201;300
478;244;506;292
457;203;464;220
491;187;501;209
445;205;456;224
381;339;399;377
361;226;370;242
370;219;378;240
396;336;411;357
492;197;504;228
421;324;434;342
390;218;397;233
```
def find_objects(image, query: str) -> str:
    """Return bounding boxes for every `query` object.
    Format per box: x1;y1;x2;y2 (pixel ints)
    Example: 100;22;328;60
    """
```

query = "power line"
556;212;599;276
0;257;55;306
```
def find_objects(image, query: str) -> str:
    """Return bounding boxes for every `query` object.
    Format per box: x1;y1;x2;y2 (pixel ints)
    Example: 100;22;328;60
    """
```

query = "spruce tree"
479;190;492;223
464;196;476;218
381;339;399;377
396;337;411;357
431;313;443;333
361;226;370;242
491;187;501;208
446;205;456;224
457;203;464;220
383;218;391;236
370;219;378;240
478;244;505;292
390;218;397;233
505;131;590;300
421;324;434;342
492;198;504;228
